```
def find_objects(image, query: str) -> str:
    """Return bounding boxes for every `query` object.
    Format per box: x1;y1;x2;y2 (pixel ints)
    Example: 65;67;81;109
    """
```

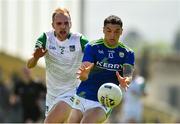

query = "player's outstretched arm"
76;62;94;81
27;48;47;68
116;64;134;91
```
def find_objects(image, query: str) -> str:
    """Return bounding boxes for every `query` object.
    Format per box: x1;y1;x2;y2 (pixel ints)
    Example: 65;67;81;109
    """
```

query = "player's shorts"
45;88;76;116
72;94;112;117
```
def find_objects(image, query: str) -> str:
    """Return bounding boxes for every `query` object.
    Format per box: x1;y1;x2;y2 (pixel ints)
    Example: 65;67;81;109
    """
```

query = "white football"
98;83;123;108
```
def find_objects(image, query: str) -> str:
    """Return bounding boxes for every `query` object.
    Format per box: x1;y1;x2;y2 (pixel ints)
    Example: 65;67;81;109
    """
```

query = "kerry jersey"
35;31;88;97
76;38;135;101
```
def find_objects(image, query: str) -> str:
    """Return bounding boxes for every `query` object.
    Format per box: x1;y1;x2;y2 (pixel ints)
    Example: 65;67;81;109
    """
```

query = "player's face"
103;24;122;47
52;13;71;41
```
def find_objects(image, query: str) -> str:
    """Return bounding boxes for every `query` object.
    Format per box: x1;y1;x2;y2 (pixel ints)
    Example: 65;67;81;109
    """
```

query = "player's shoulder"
70;32;83;38
69;32;89;43
88;38;104;46
118;41;134;53
45;30;54;36
41;30;56;41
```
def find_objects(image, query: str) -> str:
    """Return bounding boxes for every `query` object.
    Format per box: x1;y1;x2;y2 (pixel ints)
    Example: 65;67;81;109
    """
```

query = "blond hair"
52;7;71;22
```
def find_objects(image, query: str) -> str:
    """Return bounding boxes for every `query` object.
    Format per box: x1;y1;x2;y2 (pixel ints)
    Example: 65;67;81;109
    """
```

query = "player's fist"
33;48;47;59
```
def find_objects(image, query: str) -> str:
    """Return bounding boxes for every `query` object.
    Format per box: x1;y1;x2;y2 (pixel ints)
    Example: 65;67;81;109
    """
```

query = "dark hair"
104;15;123;27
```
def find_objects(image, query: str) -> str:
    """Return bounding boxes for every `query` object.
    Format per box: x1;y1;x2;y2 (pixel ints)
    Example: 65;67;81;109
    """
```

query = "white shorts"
45;89;76;116
72;95;112;117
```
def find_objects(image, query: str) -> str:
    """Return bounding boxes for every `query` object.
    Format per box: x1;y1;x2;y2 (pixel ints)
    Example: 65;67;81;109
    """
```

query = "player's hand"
33;48;47;59
77;63;94;81
116;71;130;91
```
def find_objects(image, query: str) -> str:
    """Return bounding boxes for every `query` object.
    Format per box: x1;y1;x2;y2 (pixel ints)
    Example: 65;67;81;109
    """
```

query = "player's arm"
27;57;38;69
117;47;135;91
27;33;47;69
27;48;47;68
76;62;94;81
77;42;95;81
116;64;134;91
123;64;134;84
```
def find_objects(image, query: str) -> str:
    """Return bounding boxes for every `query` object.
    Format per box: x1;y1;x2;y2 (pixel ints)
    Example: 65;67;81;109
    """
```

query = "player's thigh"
67;108;83;123
44;101;71;123
81;107;106;123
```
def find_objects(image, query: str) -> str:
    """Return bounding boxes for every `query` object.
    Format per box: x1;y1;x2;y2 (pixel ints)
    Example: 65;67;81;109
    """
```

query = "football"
97;83;123;108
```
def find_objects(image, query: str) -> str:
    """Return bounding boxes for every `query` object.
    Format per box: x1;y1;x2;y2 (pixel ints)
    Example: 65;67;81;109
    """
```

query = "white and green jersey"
35;31;88;97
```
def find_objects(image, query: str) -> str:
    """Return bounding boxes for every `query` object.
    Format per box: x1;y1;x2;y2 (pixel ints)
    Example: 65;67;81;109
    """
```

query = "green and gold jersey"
35;31;88;96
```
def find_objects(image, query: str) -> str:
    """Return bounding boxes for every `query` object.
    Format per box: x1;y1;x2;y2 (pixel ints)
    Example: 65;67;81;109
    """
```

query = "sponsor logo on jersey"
96;61;122;71
49;45;56;50
98;50;104;54
69;45;75;52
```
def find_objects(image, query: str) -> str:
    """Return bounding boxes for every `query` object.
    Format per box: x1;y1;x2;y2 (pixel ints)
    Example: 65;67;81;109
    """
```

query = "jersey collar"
103;39;119;49
53;31;72;39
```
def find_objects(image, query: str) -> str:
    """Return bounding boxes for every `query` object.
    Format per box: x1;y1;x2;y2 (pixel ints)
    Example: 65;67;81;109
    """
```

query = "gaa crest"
69;45;75;52
119;52;124;58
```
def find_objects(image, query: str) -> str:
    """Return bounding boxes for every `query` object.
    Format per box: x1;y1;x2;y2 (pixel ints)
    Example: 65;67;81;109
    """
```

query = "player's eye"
64;22;69;25
114;30;120;34
107;30;111;33
56;22;62;25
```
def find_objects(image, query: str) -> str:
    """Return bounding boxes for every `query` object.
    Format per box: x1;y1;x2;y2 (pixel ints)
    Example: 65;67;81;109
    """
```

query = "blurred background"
0;0;180;122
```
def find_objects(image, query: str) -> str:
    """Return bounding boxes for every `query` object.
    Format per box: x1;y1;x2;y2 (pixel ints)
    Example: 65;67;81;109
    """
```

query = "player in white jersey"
120;67;147;123
27;7;88;123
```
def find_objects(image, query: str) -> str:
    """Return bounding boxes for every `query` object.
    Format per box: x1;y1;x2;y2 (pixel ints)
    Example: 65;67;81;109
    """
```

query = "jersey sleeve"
80;35;89;52
82;43;95;63
35;33;47;50
124;50;135;66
